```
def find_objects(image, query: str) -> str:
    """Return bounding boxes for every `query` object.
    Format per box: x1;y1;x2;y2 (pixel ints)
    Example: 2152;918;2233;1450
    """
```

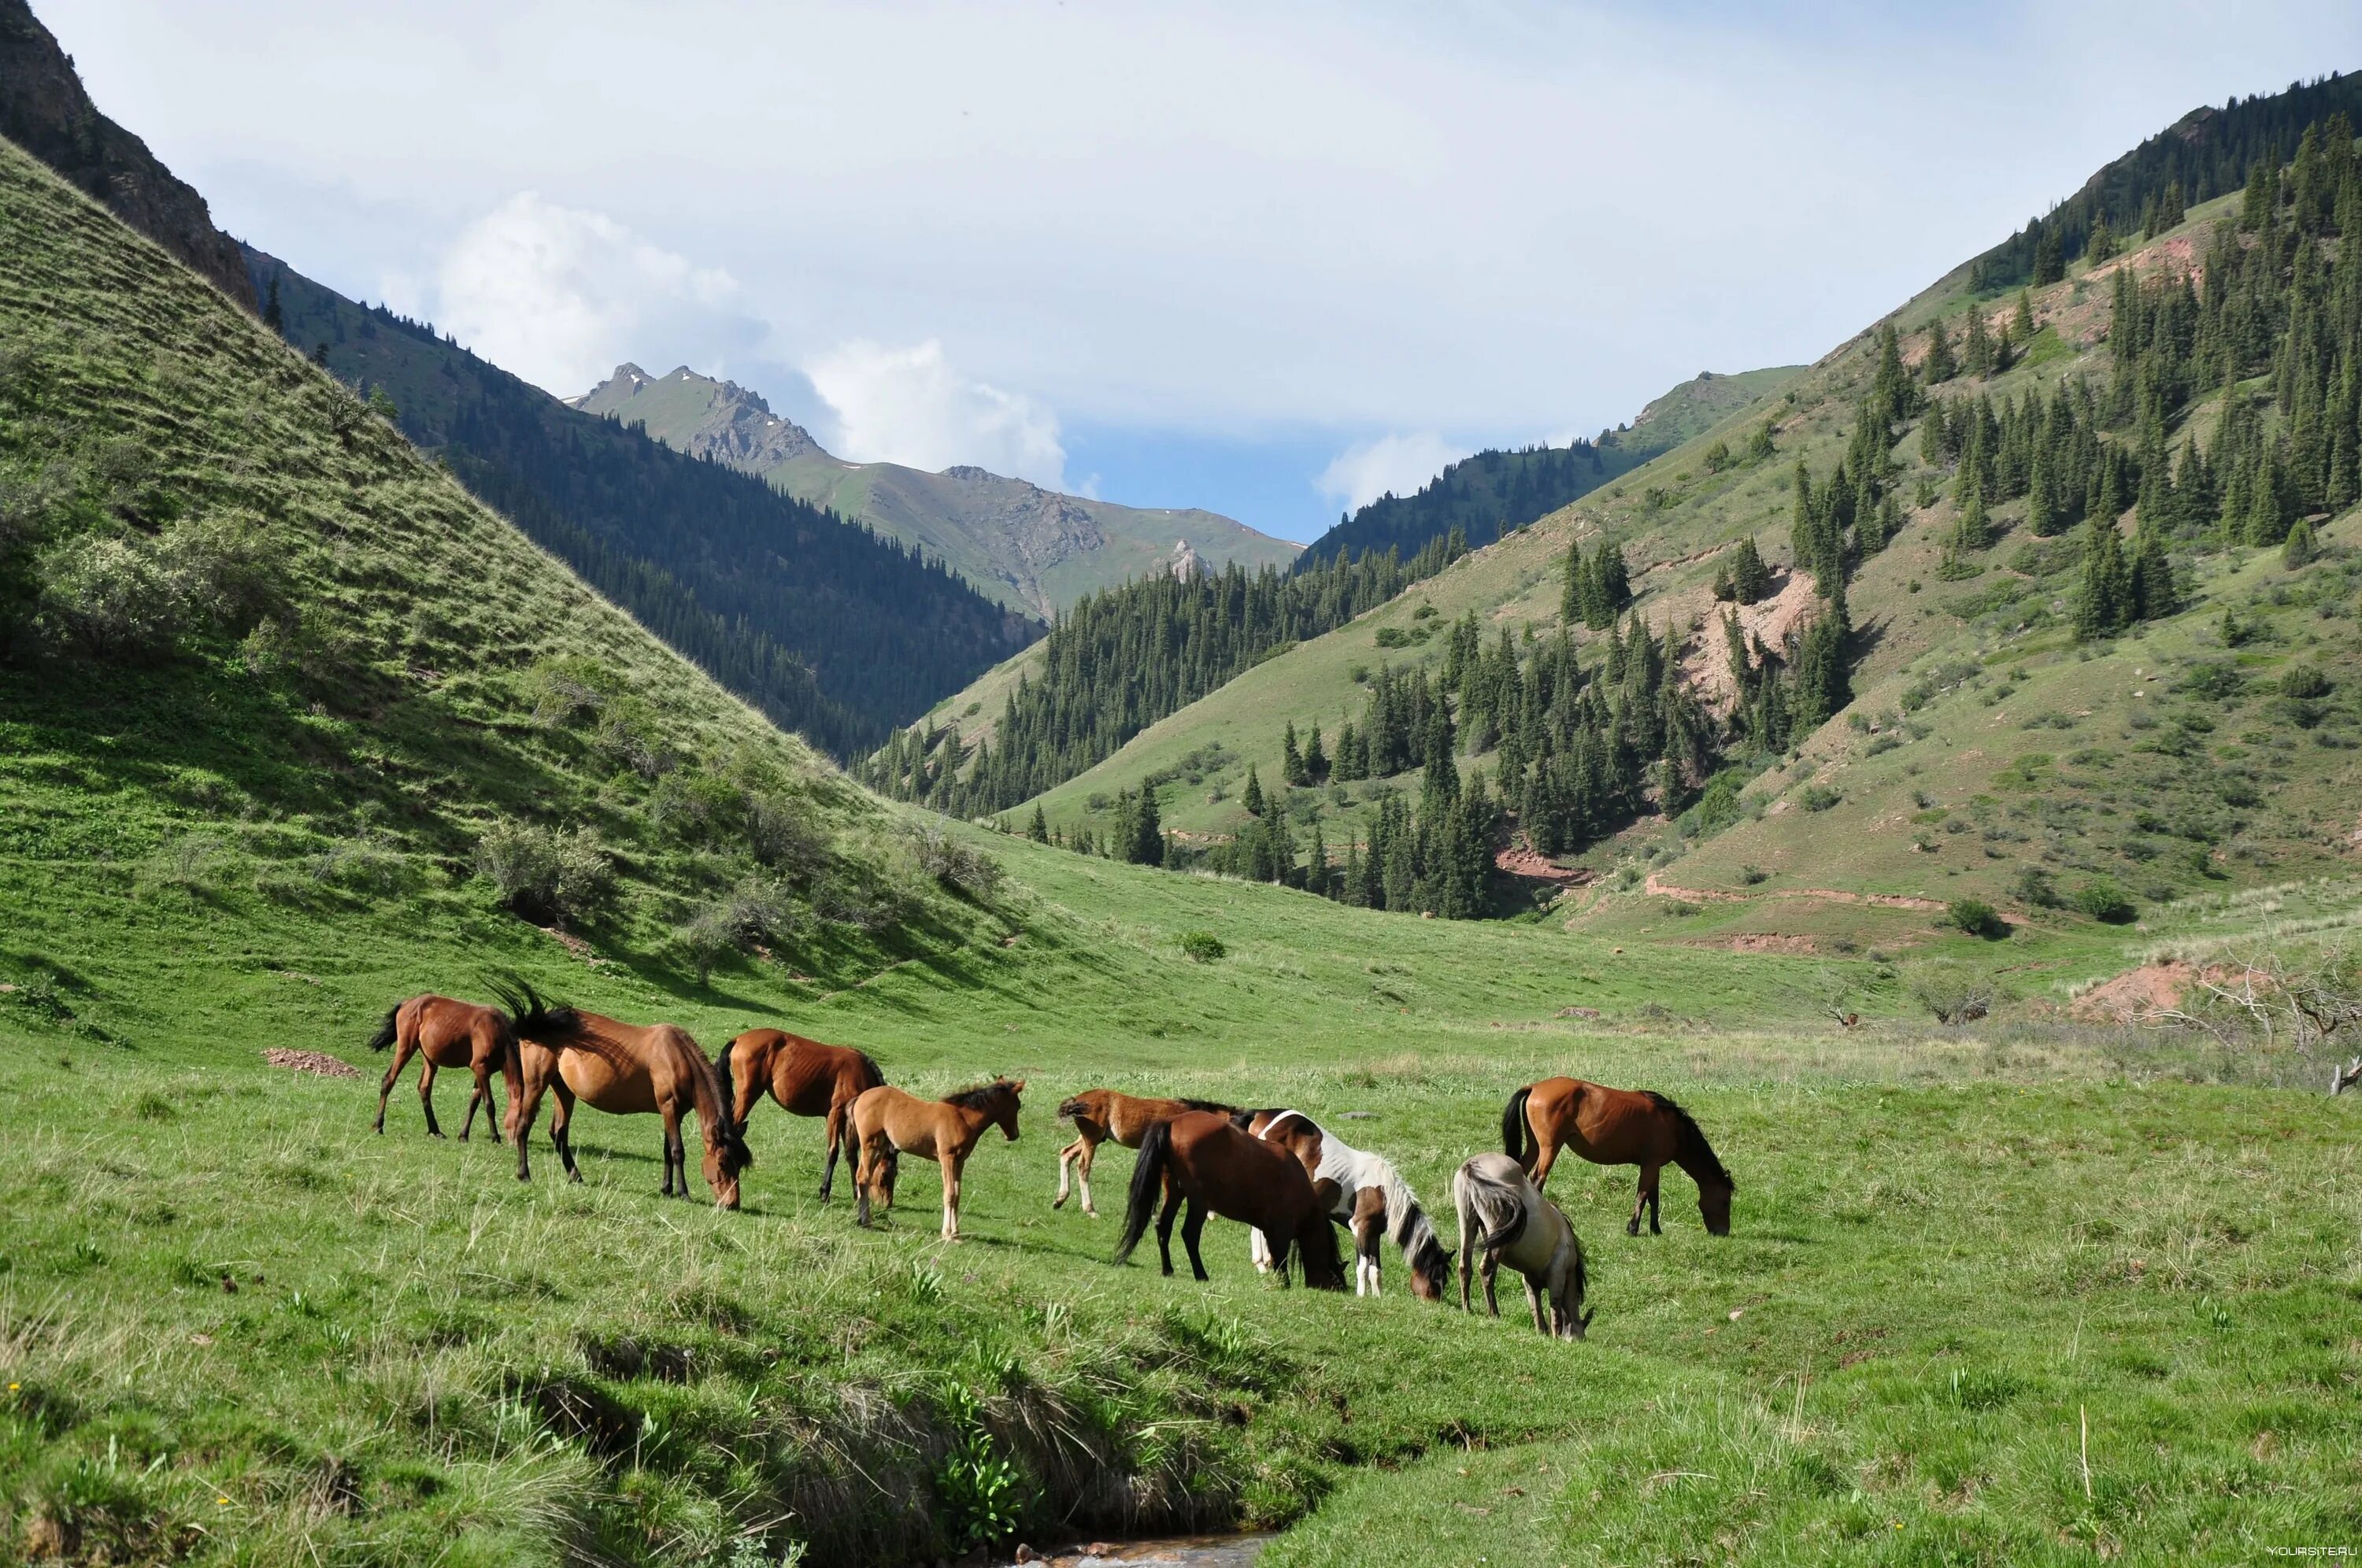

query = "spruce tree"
2086;220;2117;264
1304;722;1327;783
2033;224;2064;286
2282;515;2317;568
1923;316;1958;384
1964;308;1993;378
2131;527;2176;621
1731;534;1771;603
2013;288;2037;342
1282;720;1308;786
1027;802;1049;842
1132;782;1164;866
263;276;283;335
1242;764;1265;816
2075;520;2131;640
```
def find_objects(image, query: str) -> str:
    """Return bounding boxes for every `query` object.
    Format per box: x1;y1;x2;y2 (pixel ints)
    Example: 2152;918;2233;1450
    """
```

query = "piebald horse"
1453;1152;1592;1340
1053;1089;1238;1217
499;984;752;1208
850;1078;1024;1240
1113;1110;1346;1290
365;993;523;1143
1502;1077;1734;1236
1241;1109;1450;1300
725;1028;886;1200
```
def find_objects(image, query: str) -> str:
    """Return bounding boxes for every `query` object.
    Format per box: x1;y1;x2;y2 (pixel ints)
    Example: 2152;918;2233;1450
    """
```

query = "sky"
40;1;2362;542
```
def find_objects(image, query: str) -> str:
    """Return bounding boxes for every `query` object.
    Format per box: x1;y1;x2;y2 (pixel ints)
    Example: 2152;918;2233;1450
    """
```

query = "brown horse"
366;993;523;1143
1502;1078;1732;1236
1053;1089;1238;1217
498;983;753;1208
1241;1109;1450;1300
725;1028;887;1200
850;1078;1025;1239
1113;1110;1346;1290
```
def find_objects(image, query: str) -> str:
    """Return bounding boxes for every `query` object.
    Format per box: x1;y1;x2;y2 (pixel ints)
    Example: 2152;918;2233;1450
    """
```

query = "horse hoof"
1626;1221;1641;1237
428;1131;446;1140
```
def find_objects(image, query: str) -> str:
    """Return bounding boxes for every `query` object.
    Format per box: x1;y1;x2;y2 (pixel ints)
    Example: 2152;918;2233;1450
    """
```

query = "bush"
33;513;276;660
678;875;798;983
1798;785;1842;812
1906;960;1993;1024
909;826;1003;899
1947;898;2008;940
2012;865;2060;908
1179;930;1225;963
2072;878;2138;924
748;793;828;875
474;821;613;925
2280;664;2331;699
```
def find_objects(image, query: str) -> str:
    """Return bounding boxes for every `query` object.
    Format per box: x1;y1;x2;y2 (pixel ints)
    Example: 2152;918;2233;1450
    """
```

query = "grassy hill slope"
575;363;1300;618
1013;176;2362;948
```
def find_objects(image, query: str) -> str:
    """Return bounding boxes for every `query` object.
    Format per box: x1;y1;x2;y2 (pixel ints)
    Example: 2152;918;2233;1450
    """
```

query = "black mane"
1646;1091;1732;1188
942;1079;1016;1109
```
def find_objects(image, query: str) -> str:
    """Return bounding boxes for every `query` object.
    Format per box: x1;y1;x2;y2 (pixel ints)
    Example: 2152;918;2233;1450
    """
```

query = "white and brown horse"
1241;1109;1450;1300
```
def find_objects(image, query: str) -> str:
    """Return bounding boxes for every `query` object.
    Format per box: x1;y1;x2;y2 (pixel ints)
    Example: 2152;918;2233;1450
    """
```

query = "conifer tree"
1131;782;1164;866
1304;723;1327;783
1282;720;1308;786
263;275;283;334
1242;764;1265;816
2131;526;2176;621
1027;802;1049;842
2282;515;2317;568
2086;220;2117;264
1923;316;1958;384
1730;534;1771;603
1964;307;1993;378
2075;520;2131;640
2032;224;2064;286
2013;289;2037;342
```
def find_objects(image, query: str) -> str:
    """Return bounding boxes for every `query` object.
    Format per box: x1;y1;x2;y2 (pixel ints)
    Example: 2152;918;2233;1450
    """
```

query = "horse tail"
1113;1118;1173;1265
1646;1091;1731;1189
365;1007;399;1052
1057;1095;1090;1121
1501;1085;1534;1162
1462;1165;1530;1252
486;974;583;1043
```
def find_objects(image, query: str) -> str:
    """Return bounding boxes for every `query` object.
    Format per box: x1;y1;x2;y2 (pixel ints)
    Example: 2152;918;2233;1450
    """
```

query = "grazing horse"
1113;1110;1346;1290
850;1079;1024;1240
498;984;753;1208
1502;1077;1734;1236
1241;1110;1450;1300
1053;1089;1238;1217
725;1028;886;1200
366;993;524;1144
1453;1153;1592;1340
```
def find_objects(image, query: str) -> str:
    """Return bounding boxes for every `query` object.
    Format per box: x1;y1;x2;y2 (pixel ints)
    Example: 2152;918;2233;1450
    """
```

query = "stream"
990;1533;1272;1566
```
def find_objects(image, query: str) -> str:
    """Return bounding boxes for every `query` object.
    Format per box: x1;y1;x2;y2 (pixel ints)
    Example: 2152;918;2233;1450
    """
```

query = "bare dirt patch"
1496;845;1591;885
262;1048;361;1078
2070;962;2198;1023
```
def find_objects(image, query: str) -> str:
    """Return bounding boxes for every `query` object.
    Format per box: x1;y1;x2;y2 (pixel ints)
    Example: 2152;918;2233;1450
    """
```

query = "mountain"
574;363;1301;618
248;258;1036;756
1298;368;1802;571
967;84;2362;944
0;0;253;308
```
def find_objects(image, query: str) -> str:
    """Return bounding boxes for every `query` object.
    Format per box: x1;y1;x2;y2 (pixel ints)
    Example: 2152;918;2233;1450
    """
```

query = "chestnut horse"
851;1078;1024;1239
1053;1089;1238;1217
366;993;523;1143
1502;1078;1732;1236
1242;1109;1450;1300
498;983;752;1208
1113;1110;1346;1290
1453;1153;1592;1339
725;1029;886;1200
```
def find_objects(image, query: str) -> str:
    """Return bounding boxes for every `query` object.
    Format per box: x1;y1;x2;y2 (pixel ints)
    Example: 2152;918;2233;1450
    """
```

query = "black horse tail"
1646;1091;1731;1189
1501;1085;1534;1162
486;974;583;1043
365;1007;399;1052
1113;1119;1174;1265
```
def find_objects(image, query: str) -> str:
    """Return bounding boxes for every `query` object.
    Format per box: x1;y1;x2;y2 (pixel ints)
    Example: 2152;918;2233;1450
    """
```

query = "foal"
1503;1077;1734;1236
1453;1153;1592;1340
1242;1110;1450;1300
366;993;523;1143
850;1078;1024;1240
1053;1089;1237;1217
725;1028;886;1200
1113;1111;1346;1290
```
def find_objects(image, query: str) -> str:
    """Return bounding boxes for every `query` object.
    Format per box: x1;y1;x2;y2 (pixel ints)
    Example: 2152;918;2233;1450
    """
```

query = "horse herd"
366;985;1735;1341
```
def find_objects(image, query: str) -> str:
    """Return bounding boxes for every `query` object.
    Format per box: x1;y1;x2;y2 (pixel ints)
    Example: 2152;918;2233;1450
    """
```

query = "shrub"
678;875;798;983
1798;785;1842;812
2072;878;2137;924
2280;664;2331;699
909;826;1003;899
1179;930;1225;963
1947;898;2008;940
474;821;613;924
2012;866;2060;908
748;793;828;875
35;514;276;660
1906;960;1993;1024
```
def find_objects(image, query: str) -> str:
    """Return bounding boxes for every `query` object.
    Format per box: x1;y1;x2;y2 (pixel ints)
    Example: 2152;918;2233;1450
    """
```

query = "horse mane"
365;1007;398;1052
855;1051;887;1091
942;1079;1015;1109
1179;1097;1237;1115
487;976;583;1041
1646;1091;1732;1189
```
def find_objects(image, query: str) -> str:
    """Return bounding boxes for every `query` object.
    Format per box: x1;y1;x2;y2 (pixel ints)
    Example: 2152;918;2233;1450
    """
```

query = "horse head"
997;1078;1026;1141
704;1125;753;1211
1408;1233;1453;1303
1699;1178;1733;1236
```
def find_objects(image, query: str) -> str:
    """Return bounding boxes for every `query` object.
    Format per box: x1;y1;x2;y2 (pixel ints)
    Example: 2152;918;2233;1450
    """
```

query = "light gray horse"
1453;1152;1592;1340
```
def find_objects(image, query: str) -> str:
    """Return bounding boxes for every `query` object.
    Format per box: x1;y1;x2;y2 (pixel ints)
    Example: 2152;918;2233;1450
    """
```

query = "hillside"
244;259;1035;756
1001;99;2362;949
1297;366;1802;571
576;363;1301;617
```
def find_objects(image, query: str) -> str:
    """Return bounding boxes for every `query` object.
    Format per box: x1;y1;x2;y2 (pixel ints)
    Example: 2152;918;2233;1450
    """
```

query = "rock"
1013;1546;1037;1563
1555;1006;1602;1019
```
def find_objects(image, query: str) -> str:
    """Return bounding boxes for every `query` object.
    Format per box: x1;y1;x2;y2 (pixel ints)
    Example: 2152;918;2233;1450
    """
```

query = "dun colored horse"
1053;1089;1238;1217
366;993;523;1143
1453;1153;1592;1340
1501;1077;1733;1235
850;1078;1024;1239
725;1028;886;1200
1242;1110;1450;1300
1113;1110;1346;1290
498;983;753;1208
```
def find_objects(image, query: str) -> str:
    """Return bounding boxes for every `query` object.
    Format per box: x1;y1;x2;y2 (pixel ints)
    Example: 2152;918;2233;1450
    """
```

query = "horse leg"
1357;1215;1383;1298
1077;1136;1101;1218
1180;1202;1209;1282
1631;1163;1662;1236
1053;1133;1082;1209
1249;1222;1273;1274
459;1061;488;1143
1529;1138;1558;1190
820;1102;847;1201
942;1154;961;1241
510;1060;547;1182
1480;1248;1502;1318
551;1082;582;1184
374;1037;415;1133
854;1137;876;1227
1154;1189;1182;1277
417;1060;445;1138
1524;1276;1549;1336
1648;1164;1664;1235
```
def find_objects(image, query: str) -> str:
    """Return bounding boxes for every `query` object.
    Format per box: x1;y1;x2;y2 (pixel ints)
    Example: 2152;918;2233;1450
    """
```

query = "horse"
497;982;753;1209
1113;1110;1346;1290
850;1078;1024;1240
725;1028;887;1200
1453;1153;1592;1340
1502;1077;1733;1236
1053;1089;1238;1217
365;993;523;1144
1240;1109;1450;1300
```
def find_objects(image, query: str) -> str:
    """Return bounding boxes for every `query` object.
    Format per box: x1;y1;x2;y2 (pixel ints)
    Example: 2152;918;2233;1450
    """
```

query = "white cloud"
805;339;1068;489
400;192;741;398
1316;432;1468;512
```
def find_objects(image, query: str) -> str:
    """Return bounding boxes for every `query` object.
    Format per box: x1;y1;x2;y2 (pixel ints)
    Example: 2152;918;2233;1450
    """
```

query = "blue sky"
43;0;2362;542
